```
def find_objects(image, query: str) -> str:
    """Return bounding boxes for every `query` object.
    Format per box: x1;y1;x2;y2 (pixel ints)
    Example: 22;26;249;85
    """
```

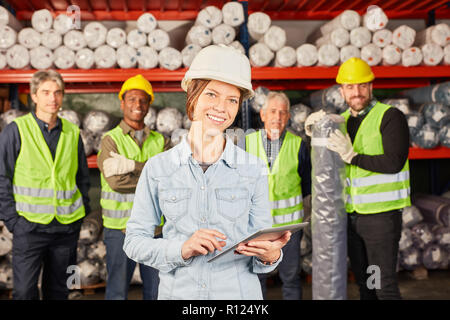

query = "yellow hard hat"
336;57;375;84
119;74;154;103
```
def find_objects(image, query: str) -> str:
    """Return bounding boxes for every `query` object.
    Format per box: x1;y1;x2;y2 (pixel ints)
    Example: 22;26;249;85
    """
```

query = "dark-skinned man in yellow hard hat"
97;74;170;300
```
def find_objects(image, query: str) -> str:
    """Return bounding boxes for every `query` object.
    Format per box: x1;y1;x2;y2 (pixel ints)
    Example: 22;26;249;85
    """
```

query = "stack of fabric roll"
0;4;248;71
247;11;293;67
304;81;450;150
74;211;107;288
305;8;380;66
0;210;110;291
1;4;448;70
249;86;270;113
299;6;449;67
81;110;115;155
305;9;362;66
398;194;450;275
57;105;190;156
308;85;347;114
184;3;245;67
300;213;313;276
0;7;180;70
288;103;312;140
0;109;27;132
0;221;13;290
397;82;450;148
58;108;114;156
146;106;190;147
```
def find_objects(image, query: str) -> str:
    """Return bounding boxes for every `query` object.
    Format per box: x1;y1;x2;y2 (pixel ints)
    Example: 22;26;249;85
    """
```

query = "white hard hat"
181;44;254;100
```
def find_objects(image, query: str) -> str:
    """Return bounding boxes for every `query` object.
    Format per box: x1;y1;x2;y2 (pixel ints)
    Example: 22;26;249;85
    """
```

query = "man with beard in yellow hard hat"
306;58;410;300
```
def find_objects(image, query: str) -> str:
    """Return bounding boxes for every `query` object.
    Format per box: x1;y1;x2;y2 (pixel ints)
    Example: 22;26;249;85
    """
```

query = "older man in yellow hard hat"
97;74;170;300
306;58;410;300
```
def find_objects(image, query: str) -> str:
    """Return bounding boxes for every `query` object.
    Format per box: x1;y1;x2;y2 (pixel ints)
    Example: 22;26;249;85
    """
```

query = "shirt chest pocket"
215;187;249;221
159;188;191;221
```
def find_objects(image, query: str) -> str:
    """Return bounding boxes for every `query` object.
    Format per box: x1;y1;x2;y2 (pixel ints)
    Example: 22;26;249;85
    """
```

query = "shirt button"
171;196;176;201
200;186;205;190
231;195;235;200
201;283;206;289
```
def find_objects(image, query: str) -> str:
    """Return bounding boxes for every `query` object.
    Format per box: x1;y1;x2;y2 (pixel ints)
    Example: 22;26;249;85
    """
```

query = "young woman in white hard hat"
123;44;290;300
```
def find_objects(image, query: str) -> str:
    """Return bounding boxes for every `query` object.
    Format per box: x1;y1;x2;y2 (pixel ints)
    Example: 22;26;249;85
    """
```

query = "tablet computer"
207;222;309;263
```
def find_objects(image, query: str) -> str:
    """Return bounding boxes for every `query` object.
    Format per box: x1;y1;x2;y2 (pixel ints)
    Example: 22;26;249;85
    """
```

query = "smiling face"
339;82;373;115
120;89;150;129
191;80;241;135
31;80;63;117
260;96;291;140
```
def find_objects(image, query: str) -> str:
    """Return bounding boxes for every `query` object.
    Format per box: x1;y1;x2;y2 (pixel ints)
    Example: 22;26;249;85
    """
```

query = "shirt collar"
353;99;378;117
32;111;62;131
119;120;150;136
261;128;286;143
219;136;237;169
177;134;237;169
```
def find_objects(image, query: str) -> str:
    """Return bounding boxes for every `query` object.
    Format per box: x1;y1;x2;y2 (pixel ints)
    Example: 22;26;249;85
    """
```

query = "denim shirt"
124;136;282;300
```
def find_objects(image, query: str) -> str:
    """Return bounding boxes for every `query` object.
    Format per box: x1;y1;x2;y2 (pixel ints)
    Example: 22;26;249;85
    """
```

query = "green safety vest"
13;113;85;224
100;126;164;229
342;102;411;214
246;130;303;227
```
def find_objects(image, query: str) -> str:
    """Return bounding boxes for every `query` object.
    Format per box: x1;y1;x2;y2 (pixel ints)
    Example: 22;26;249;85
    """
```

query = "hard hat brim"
336;73;375;84
182;75;254;100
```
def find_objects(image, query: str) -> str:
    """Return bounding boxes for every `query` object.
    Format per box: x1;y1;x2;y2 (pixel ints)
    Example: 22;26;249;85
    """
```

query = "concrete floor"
70;269;449;300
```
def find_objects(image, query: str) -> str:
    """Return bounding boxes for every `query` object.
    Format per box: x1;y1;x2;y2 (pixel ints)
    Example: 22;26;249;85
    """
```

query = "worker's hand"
327;129;358;164
305;110;327;136
102;151;135;178
235;231;291;264
181;229;227;260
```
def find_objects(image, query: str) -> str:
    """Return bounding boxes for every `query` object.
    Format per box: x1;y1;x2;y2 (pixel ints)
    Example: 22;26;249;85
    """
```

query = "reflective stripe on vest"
102;208;132;219
342;102;411;214
347;188;410;205
101;191;135;203
246;130;303;227
13;113;85;224
16;196;84;215
100;125;164;229
349;171;410;188
273;210;304;226
100;191;134;220
13;185;79;200
271;194;302;210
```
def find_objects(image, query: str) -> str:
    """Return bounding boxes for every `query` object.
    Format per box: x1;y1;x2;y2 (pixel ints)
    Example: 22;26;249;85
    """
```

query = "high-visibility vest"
246;130;304;227
100;126;164;229
13;113;85;224
342;102;411;214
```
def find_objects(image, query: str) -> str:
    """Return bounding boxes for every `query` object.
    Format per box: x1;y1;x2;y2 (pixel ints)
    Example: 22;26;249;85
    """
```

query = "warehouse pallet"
0;282;107;299
0;288;13;300
77;281;106;296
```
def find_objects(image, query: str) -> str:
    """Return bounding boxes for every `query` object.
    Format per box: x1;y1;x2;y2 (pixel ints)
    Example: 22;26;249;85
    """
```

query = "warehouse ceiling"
3;0;450;20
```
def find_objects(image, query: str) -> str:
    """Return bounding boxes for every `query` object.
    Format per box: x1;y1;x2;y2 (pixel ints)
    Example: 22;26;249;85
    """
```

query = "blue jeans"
259;230;303;300
104;228;159;300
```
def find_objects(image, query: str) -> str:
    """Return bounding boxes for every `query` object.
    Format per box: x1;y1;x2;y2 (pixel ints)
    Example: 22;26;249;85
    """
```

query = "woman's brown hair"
186;79;244;121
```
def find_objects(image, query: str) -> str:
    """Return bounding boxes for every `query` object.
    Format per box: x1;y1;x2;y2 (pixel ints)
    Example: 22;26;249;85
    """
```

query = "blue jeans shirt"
124;136;282;300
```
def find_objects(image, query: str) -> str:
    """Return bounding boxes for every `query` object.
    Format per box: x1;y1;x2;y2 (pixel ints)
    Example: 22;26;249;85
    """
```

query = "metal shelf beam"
2;66;448;83
7;0;450;20
2;66;449;92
